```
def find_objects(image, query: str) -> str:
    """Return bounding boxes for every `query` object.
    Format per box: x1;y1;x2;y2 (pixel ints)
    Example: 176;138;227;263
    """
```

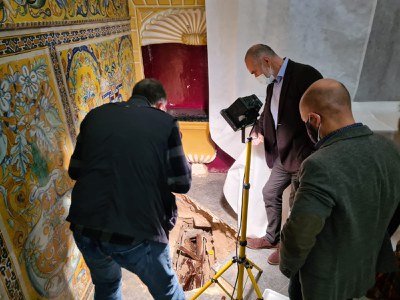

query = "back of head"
131;78;166;105
245;44;276;63
300;78;353;124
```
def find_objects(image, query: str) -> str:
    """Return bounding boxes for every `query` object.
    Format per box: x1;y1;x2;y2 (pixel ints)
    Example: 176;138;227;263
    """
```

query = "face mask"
305;115;321;144
256;73;269;85
255;64;275;85
266;64;275;83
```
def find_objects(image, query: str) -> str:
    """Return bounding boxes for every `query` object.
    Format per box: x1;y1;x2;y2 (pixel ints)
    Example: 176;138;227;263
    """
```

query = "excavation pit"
170;194;238;292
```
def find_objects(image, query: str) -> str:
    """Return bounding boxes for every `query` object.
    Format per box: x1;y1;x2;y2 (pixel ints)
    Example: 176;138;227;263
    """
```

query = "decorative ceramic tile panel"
0;1;208;299
1;17;133;298
0;50;92;299
0;22;132;138
0;231;25;300
0;0;129;30
0;23;131;57
59;34;135;127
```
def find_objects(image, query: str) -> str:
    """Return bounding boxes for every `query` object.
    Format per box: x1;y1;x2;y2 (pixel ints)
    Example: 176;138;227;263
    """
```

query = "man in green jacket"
279;79;400;300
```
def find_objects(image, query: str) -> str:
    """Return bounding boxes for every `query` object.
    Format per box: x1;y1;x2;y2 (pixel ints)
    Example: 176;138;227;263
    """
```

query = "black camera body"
220;94;263;131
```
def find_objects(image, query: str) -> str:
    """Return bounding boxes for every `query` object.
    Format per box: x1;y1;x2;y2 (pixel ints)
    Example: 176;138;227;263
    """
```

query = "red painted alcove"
207;144;235;173
142;43;208;111
141;43;234;172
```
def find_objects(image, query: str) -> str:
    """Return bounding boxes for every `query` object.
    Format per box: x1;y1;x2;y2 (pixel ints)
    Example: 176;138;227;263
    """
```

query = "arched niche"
140;8;221;173
140;8;209;113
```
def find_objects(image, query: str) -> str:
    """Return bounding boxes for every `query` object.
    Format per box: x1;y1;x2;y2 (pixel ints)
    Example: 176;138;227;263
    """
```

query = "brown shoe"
267;248;280;265
247;237;278;249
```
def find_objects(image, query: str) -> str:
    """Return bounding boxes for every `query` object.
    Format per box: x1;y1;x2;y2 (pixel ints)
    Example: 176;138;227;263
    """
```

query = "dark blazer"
256;59;323;172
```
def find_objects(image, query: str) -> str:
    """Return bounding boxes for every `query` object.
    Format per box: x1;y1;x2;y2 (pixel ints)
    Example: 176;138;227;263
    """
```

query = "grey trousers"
262;158;298;244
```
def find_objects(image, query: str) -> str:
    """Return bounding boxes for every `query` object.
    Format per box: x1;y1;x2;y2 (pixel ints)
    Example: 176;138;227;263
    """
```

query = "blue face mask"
305;116;321;144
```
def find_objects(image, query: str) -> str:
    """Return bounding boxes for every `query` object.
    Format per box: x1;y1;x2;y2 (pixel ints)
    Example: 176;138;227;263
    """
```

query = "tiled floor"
121;172;290;300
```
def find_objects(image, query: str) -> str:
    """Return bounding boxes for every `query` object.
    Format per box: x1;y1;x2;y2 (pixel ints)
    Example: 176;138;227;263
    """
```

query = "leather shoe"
247;237;278;249
267;248;280;265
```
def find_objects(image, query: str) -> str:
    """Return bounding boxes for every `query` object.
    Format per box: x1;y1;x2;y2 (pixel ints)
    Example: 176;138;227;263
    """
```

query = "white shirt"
270;57;289;129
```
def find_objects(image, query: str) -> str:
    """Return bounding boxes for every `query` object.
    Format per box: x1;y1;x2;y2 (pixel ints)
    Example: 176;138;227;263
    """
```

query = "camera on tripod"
220;94;263;131
193;95;265;300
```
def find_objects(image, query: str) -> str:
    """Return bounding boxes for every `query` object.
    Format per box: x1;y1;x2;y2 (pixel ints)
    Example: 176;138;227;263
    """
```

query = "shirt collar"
315;122;364;149
274;57;289;84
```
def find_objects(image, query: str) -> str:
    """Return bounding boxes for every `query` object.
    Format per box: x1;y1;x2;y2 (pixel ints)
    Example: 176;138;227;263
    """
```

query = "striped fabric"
167;120;191;194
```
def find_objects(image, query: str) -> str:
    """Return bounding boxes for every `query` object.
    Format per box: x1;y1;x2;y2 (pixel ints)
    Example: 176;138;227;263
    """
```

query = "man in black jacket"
67;79;191;299
244;44;322;265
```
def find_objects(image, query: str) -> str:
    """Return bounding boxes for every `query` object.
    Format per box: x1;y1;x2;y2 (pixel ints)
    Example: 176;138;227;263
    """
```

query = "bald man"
279;79;400;300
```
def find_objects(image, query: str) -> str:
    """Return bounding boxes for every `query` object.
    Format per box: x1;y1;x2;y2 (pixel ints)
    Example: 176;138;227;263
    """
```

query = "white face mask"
256;73;269;85
255;64;275;85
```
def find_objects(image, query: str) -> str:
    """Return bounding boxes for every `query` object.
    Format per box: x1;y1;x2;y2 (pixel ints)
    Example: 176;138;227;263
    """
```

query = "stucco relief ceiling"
140;8;207;45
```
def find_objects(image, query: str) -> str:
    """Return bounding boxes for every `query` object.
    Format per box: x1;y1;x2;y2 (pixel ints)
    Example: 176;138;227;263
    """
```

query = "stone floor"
120;172;290;300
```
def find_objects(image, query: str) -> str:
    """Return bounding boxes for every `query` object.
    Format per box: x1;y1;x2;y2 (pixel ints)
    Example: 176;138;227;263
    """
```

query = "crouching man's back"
67;78;191;300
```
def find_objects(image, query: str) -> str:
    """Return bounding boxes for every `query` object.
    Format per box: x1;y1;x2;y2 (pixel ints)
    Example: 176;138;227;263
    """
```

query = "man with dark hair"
280;78;400;299
67;78;191;299
244;44;322;265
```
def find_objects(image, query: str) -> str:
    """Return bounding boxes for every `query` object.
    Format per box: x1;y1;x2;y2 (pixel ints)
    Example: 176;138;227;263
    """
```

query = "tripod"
191;136;264;300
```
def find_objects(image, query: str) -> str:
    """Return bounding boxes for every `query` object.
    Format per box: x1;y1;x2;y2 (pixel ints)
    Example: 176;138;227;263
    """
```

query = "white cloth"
206;1;272;236
223;143;270;237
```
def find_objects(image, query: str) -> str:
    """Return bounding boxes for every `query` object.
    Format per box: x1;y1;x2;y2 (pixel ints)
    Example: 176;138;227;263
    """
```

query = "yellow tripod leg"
190;260;234;299
190;137;264;300
245;260;264;299
246;257;263;273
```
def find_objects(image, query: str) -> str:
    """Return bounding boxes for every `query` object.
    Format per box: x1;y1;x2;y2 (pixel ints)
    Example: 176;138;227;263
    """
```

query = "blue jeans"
73;232;184;300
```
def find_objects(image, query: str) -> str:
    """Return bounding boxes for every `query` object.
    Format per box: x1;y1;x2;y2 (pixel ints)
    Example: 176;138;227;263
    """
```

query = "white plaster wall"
207;0;400;237
206;0;400;159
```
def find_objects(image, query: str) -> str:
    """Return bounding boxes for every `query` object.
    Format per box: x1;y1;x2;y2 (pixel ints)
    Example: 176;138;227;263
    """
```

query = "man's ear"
154;101;167;112
262;55;269;65
309;112;321;127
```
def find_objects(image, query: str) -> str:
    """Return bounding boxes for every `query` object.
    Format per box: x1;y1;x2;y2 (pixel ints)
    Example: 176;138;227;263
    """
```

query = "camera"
220;94;263;131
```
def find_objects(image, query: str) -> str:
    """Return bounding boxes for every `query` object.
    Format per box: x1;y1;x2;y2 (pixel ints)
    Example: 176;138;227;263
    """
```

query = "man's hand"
251;133;264;146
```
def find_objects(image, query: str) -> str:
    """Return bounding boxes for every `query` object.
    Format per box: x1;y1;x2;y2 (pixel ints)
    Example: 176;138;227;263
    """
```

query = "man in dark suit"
244;44;322;265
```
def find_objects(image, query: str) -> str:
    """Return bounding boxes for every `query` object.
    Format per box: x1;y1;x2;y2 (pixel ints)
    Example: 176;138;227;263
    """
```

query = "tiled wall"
0;0;211;299
0;1;134;299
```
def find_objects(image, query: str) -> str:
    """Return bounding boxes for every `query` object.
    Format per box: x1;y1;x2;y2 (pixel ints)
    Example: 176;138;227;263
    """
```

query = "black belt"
70;223;137;245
